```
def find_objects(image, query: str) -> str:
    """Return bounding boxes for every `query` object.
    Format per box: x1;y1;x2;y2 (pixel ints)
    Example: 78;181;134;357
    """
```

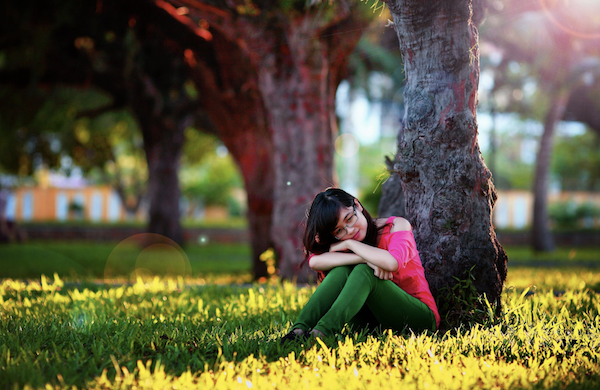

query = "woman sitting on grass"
282;188;440;342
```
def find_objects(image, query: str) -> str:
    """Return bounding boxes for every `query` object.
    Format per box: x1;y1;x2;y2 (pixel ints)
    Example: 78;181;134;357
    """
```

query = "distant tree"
565;82;600;136
380;0;508;318
482;0;600;251
0;86;89;176
71;110;149;216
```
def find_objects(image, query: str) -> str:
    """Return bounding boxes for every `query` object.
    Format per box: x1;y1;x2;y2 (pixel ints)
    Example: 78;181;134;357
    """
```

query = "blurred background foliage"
1;0;599;232
179;130;243;210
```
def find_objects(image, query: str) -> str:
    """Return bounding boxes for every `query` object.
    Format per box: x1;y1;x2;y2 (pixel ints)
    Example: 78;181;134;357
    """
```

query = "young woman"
282;188;440;342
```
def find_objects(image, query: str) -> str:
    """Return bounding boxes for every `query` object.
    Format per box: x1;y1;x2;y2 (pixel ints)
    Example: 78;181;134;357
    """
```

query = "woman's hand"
366;262;394;280
329;240;355;253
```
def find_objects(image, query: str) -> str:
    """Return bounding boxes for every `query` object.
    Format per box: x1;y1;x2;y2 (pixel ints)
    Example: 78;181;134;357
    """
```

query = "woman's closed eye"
348;214;357;225
333;207;358;240
334;218;351;236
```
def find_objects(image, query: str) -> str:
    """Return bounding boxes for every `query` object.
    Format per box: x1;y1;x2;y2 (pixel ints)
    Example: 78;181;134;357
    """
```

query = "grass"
1;242;600;389
20;218;248;229
505;247;600;268
0;241;252;282
1;270;599;389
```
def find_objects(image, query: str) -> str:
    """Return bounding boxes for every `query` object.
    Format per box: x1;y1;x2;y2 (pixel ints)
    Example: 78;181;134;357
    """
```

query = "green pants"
293;264;436;337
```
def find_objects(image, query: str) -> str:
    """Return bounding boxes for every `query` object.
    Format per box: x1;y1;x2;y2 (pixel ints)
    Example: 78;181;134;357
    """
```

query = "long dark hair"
302;188;385;259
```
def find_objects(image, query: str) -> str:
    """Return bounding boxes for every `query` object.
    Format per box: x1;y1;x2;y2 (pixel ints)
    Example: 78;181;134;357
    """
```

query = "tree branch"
170;0;230;17
155;0;214;40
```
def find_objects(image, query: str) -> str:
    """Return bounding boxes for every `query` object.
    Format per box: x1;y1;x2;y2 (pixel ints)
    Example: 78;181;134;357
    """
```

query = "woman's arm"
310;249;395;280
310;217;412;273
328;217;413;273
308;252;365;271
330;240;398;272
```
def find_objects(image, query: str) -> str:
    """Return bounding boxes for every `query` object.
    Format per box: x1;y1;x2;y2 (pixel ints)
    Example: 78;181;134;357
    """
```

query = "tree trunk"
223;129;273;279
384;0;507;314
532;87;570;252
141;116;188;245
259;25;335;281
124;16;199;247
258;17;366;281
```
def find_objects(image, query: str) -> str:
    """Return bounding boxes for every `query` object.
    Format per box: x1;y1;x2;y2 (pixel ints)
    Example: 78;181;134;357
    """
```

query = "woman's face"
332;200;367;242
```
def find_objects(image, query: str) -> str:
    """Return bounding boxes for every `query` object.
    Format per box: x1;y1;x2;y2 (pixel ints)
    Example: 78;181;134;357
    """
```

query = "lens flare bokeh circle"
335;133;360;158
539;0;600;39
104;233;191;282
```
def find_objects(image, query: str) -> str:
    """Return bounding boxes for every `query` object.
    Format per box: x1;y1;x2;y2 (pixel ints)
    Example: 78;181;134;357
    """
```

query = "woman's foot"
280;329;307;344
309;329;325;339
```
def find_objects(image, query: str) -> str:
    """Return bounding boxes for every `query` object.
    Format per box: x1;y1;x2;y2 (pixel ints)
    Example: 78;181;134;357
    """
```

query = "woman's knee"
324;265;353;279
352;263;374;276
348;264;380;283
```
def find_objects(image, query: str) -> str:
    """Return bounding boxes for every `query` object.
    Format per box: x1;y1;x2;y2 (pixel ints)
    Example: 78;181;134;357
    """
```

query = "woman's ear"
315;233;321;244
354;198;363;212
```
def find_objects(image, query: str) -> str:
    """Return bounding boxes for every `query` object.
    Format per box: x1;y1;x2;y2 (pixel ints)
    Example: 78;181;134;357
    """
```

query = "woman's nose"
346;225;356;237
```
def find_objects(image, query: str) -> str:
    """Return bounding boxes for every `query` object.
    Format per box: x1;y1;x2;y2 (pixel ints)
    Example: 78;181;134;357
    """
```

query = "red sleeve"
386;232;417;270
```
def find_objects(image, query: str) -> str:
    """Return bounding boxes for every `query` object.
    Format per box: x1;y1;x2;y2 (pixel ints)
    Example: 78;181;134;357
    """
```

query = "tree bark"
140;113;189;245
222;132;273;279
384;0;507;313
379;120;406;218
258;21;340;281
532;87;570;252
262;16;369;281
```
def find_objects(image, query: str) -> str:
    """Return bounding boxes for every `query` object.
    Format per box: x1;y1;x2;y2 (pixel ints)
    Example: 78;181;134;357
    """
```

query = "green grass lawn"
505;247;600;268
0;241;252;282
21;217;249;229
1;242;600;389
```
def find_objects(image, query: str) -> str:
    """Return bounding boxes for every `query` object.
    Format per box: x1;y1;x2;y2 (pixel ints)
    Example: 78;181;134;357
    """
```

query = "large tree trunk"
127;1;273;277
259;23;337;281
261;16;367;281
384;0;507;315
532;87;570;252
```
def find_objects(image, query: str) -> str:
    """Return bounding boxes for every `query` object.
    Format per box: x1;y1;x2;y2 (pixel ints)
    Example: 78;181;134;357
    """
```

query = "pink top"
378;216;440;328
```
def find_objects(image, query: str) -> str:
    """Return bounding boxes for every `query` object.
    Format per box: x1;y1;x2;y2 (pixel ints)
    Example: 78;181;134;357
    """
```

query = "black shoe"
280;330;307;345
